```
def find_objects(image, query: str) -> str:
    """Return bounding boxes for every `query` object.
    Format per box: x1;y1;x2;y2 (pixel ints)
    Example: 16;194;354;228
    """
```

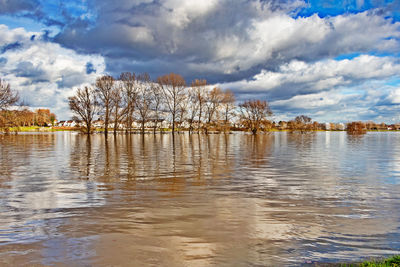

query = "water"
0;131;400;266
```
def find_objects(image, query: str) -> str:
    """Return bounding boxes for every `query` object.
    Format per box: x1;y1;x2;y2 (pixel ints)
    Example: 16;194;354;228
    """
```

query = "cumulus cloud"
219;55;400;97
52;0;400;82
381;88;400;105
0;25;105;118
268;84;400;123
216;55;400;122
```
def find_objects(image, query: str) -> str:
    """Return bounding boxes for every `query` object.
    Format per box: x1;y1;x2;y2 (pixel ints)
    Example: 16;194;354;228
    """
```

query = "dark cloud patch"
0;0;39;14
39;30;52;42
85;62;96;74
42;17;65;27
14;61;46;80
1;41;22;53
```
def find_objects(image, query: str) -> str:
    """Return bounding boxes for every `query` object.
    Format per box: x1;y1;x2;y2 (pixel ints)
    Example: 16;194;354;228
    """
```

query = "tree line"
68;72;273;135
0;79;57;129
2;75;399;135
0;108;56;128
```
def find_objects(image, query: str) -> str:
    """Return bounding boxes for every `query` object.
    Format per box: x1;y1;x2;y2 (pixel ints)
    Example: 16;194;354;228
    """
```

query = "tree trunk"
172;114;175;134
86;121;91;134
198;110;202;133
104;106;109;136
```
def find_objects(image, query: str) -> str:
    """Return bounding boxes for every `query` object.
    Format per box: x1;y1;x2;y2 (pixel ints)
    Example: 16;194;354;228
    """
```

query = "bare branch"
0;78;19;110
68;86;98;134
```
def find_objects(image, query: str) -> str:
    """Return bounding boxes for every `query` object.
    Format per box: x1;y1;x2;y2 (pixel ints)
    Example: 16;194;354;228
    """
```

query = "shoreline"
313;255;400;266
1;127;400;134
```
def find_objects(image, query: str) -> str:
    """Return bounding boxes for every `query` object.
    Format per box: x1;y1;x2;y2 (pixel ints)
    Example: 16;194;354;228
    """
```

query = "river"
0;131;399;266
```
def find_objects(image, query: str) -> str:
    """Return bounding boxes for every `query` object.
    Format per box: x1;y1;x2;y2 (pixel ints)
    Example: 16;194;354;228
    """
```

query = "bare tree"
347;121;366;134
111;83;126;135
0;79;19;110
68;86;98;134
288;115;312;131
239;100;273;134
221;89;236;130
35;109;51;126
50;113;57;125
120;72;137;133
191;79;207;132
187;86;200;133
96;75;115;136
177;92;188;130
205;87;224;128
157;73;186;134
295;115;311;123
135;73;153;134
151;83;163;133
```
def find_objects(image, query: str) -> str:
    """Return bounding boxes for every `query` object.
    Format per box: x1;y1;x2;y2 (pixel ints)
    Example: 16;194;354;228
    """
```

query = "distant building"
277;121;288;130
388;124;400;131
337;123;345;131
93;119;104;128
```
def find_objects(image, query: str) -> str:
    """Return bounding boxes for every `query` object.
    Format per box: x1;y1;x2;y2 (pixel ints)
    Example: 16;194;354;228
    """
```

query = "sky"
1;0;400;123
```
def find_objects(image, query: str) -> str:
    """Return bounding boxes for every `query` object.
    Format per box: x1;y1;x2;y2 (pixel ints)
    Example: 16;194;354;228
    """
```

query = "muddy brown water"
0;131;400;266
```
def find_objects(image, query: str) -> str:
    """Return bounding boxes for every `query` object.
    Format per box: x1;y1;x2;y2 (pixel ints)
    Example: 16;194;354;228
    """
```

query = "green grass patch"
8;126;41;132
338;255;400;267
2;126;78;132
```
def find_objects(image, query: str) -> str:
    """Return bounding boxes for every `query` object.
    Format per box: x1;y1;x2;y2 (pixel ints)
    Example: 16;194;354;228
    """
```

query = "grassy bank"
349;255;400;266
1;126;77;133
318;255;400;266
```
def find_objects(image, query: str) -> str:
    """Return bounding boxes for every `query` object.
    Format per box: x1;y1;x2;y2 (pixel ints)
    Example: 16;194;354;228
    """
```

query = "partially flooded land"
1;131;400;266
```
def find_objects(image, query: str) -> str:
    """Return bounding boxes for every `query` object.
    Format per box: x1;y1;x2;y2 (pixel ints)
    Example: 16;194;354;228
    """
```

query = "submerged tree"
187;85;200;133
191;79;207;132
157;73;186;133
96;75;115;136
151;83;163;133
347;121;367;134
205;87;224;126
221;89;236;130
239;100;273;134
135;73;153;134
0;79;19;110
111;83;126;135
68;86;98;134
120;72;137;133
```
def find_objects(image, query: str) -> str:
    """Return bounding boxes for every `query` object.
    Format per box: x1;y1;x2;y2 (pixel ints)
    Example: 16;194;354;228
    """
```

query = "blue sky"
1;0;400;122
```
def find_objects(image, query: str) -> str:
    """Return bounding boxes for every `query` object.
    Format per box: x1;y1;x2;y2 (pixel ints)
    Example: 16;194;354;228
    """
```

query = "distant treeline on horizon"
1;75;399;134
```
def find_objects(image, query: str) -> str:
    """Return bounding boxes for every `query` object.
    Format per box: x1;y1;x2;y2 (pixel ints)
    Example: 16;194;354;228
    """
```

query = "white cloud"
56;1;400;79
0;25;106;119
385;88;400;104
219;55;400;95
272;90;350;109
215;54;400;123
